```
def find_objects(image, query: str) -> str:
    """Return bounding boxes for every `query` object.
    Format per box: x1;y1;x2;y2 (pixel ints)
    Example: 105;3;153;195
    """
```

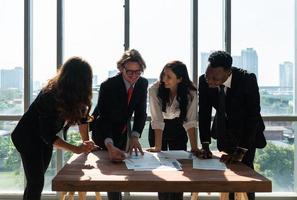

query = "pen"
91;144;102;151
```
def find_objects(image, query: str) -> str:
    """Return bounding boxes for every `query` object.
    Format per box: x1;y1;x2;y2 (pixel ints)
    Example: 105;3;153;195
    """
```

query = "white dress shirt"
149;81;198;131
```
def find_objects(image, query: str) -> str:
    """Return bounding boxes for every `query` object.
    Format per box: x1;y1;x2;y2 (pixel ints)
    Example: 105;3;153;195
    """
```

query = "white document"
124;151;182;171
124;152;161;170
156;150;192;160
192;156;227;171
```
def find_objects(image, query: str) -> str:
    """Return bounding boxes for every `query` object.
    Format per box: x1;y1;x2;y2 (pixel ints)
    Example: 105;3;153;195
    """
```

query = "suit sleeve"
239;73;262;149
94;82;114;140
132;79;148;137
198;75;213;144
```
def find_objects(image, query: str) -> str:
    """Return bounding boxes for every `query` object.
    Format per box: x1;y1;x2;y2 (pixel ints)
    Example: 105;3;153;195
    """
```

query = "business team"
11;49;266;200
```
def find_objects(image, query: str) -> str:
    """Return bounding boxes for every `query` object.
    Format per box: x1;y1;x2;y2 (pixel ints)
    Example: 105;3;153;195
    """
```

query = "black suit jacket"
91;74;148;149
11;90;64;155
199;67;266;153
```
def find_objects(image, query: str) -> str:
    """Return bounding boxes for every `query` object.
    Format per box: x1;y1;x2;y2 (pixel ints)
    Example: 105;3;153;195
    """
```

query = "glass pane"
130;0;191;80
32;0;57;101
0;121;24;192
255;120;295;192
232;0;295;115
43;150;57;193
63;127;83;164
198;0;223;77
64;0;124;78
0;0;24;115
65;0;124;112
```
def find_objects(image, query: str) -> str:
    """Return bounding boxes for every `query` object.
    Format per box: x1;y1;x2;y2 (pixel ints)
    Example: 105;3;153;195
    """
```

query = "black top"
199;67;266;153
11;90;65;154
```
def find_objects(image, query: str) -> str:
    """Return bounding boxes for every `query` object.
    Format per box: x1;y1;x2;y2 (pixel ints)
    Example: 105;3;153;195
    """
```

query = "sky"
0;0;295;87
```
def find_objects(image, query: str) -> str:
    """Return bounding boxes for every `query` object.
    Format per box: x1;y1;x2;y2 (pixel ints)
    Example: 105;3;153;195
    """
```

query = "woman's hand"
74;141;94;154
147;146;161;152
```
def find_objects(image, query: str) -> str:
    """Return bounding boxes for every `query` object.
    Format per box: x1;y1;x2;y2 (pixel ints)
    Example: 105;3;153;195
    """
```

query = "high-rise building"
108;69;118;78
241;48;258;78
200;52;210;75
93;74;98;86
279;61;293;87
0;67;23;90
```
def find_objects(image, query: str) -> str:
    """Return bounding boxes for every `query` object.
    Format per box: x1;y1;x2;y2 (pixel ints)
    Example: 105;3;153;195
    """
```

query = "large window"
64;0;124;89
0;121;23;192
232;0;295;116
130;0;191;80
32;0;57;100
0;1;297;198
198;0;223;77
0;0;24;115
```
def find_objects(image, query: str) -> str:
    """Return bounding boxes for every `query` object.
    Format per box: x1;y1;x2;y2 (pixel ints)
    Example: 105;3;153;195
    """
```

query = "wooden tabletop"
52;150;272;193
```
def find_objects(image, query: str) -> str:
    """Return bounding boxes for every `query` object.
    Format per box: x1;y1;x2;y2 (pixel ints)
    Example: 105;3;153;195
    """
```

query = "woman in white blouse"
148;60;198;200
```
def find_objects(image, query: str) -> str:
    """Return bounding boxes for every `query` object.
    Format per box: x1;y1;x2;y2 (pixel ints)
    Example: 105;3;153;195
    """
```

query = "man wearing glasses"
91;49;148;200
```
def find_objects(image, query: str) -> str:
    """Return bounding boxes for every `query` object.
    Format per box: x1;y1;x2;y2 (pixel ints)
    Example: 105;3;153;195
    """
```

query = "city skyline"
0;47;294;89
0;0;294;87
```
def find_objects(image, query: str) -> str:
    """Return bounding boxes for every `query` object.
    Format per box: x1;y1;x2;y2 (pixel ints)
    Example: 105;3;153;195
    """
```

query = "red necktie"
122;85;134;133
127;85;134;105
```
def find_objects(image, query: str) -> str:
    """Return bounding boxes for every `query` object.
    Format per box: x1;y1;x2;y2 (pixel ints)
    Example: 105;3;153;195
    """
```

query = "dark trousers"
20;144;52;200
229;148;256;200
149;119;187;200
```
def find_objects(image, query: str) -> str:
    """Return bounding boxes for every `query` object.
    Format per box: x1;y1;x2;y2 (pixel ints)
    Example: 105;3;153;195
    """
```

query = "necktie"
217;85;226;150
127;85;134;105
122;85;134;134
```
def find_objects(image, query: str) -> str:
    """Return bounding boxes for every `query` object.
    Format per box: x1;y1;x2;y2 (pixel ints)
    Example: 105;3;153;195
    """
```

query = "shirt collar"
222;72;232;89
122;76;136;91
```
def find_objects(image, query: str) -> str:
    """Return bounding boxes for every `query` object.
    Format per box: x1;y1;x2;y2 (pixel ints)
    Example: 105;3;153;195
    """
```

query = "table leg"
235;192;248;200
78;192;87;200
60;192;67;200
220;192;229;200
68;192;75;200
191;192;199;200
95;192;102;200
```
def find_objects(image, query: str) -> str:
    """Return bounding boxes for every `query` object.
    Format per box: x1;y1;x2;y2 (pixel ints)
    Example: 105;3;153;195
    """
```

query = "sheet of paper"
124;152;161;169
192;156;227;170
155;150;192;160
124;151;182;171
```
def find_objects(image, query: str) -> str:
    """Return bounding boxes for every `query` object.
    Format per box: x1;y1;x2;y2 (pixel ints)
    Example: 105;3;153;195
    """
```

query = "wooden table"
52;151;271;200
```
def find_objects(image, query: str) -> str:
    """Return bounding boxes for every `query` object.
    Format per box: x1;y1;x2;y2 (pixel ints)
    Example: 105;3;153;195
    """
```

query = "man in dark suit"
92;49;148;161
91;49;148;200
198;51;266;200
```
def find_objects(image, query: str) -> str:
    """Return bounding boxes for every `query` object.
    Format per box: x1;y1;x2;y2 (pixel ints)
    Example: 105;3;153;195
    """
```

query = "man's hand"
220;150;245;164
106;143;126;162
196;143;212;159
128;136;144;156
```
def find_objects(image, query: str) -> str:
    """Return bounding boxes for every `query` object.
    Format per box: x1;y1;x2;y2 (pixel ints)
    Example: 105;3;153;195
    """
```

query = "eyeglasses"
125;69;142;76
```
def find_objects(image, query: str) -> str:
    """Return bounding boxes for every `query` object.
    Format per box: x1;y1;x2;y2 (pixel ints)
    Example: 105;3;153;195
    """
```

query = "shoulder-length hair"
43;57;93;125
158;61;197;123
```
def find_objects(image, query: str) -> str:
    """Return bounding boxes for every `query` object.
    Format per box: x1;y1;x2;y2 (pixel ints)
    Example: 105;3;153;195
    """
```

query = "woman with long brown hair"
11;57;96;200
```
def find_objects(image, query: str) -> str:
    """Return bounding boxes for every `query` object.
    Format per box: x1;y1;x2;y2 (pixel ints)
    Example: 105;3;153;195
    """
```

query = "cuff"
151;121;165;130
104;138;114;146
183;120;197;131
131;131;140;138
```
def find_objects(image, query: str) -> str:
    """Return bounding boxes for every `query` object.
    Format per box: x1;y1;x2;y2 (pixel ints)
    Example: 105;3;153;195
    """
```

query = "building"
279;61;293;87
0;67;23;90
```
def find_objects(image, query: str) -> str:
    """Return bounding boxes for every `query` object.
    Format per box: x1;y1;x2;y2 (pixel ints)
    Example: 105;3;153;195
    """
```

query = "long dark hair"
158;61;197;123
43;57;93;125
